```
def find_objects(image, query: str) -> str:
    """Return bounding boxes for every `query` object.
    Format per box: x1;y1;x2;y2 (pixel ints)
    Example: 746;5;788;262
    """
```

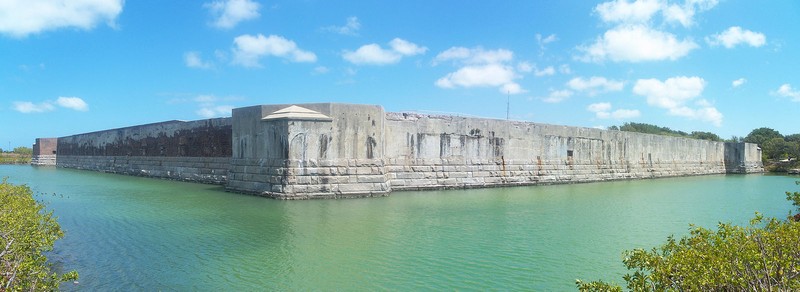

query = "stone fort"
32;103;764;199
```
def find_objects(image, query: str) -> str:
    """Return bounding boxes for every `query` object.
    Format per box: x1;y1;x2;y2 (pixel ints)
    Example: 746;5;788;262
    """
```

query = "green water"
0;165;796;291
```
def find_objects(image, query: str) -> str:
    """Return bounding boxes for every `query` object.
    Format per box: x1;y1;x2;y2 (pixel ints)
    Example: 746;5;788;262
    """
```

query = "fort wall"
46;103;763;199
56;118;231;184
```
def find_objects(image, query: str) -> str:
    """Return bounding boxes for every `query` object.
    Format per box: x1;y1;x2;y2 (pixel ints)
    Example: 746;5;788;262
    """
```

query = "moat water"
0;165;796;291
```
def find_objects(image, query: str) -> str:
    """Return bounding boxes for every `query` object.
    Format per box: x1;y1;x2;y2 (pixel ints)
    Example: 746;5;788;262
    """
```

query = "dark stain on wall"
366;136;377;159
57;119;232;157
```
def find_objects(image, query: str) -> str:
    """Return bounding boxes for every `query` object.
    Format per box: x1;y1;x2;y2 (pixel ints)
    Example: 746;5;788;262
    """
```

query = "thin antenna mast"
506;91;510;120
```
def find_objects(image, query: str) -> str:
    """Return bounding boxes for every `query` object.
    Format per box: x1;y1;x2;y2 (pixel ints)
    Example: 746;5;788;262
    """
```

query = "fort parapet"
39;103;764;199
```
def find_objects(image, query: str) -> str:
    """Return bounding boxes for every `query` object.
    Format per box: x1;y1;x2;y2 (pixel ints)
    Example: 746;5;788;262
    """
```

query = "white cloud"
664;0;719;27
732;78;746;88
205;0;260;29
12;96;89;113
633;76;705;108
611;109;641;119
587;102;612;113
232;34;316;67
542;89;573;103
197;105;234;118
706;26;766;48
389;38;427;55
587;102;640;120
775;84;800;102
185;51;212;69
56;97;88;111
595;0;661;24
12;101;55;113
567;76;624;96
436;64;517;89
434;46;525;94
559;64;572;74
182;94;240;118
343;38;426;65
0;0;123;38
517;62;533;73
534;66;555;77
633;76;722;126
594;0;718;27
536;33;558;45
324;16;361;36
578;25;698;63
433;47;513;65
536;33;558;55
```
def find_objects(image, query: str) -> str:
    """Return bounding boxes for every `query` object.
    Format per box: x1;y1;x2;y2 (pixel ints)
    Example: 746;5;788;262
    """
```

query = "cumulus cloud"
56;97;88;111
231;34;316;67
186;94;240;118
580;0;720;63
197;105;234;118
534;66;555;77
343;38;427;65
587;102;640;120
732;78;746;88
204;0;260;29
594;0;718;27
12;101;55;113
587;102;612;113
185;51;213;69
633;76;722;126
0;0;123;38
541;89;573;103
774;84;800;102
324;16;361;36
12;97;88;113
434;46;525;94
434;47;513;65
706;26;766;48
567;76;624;96
536;33;558;55
595;0;661;24
436;64;516;89
578;25;698;62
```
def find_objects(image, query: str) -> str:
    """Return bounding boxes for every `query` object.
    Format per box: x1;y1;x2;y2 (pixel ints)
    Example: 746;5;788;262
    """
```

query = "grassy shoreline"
0;153;31;164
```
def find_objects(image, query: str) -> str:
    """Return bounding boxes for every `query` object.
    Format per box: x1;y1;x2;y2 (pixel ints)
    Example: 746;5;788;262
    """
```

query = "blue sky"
2;0;799;149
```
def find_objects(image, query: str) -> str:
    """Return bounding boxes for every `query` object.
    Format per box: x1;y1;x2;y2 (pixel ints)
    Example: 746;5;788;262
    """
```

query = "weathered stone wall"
382;112;762;191
227;104;762;199
56;118;232;184
228;104;388;199
31;138;58;166
47;103;763;199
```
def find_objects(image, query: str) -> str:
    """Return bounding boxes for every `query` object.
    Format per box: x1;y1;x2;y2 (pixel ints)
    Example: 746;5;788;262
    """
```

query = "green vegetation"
1;179;77;291
576;183;800;291
609;122;721;142
0;147;32;165
741;128;800;171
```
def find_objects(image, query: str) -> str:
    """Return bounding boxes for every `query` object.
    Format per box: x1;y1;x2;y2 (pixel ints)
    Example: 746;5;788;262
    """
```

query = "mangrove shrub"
0;179;77;291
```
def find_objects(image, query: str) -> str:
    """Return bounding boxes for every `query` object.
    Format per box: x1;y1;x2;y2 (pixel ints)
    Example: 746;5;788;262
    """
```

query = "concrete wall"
382;112;762;191
47;103;763;199
227;104;388;199
56;118;232;184
226;104;762;199
31;138;58;166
